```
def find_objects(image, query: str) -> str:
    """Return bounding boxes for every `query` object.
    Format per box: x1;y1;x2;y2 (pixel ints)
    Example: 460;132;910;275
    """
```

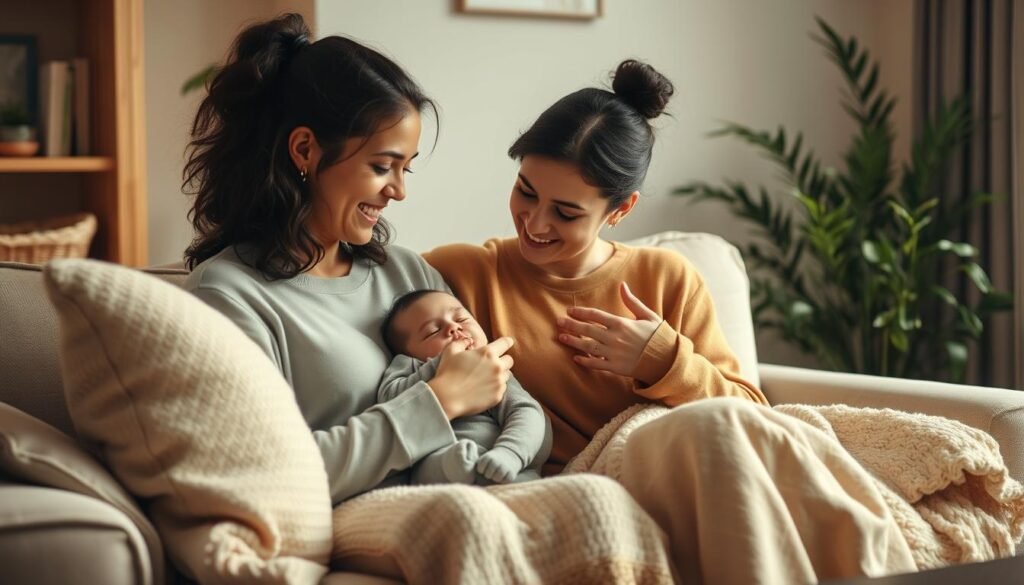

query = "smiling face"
303;111;422;247
390;291;489;361
510;156;632;278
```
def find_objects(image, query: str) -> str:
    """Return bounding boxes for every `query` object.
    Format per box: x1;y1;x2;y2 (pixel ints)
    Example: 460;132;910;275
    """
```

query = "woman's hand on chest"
555;282;662;379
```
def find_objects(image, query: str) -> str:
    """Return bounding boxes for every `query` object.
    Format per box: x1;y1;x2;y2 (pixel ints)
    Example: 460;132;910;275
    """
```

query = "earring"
607;219;619;228
299;167;308;183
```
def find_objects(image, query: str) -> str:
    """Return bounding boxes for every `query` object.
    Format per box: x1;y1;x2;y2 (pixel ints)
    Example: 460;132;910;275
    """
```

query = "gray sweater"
185;245;458;504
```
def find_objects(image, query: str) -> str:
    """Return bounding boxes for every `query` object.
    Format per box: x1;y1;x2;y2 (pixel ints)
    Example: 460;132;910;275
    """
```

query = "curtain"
914;0;1020;388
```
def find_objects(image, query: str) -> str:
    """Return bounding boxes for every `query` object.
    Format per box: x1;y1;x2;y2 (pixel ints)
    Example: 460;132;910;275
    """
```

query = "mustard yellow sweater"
424;238;767;474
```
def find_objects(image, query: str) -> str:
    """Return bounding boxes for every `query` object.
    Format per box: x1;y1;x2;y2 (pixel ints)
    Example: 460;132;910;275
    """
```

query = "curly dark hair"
183;13;437;279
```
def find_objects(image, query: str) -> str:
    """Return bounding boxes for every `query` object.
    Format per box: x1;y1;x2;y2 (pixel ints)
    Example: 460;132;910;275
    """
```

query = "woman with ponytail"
184;14;528;504
425;60;916;583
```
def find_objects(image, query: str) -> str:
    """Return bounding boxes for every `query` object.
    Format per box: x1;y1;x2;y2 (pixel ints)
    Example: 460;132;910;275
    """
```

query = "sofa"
1;230;1021;585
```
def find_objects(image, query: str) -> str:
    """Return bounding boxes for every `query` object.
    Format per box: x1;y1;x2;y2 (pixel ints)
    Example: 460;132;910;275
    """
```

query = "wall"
145;0;914;366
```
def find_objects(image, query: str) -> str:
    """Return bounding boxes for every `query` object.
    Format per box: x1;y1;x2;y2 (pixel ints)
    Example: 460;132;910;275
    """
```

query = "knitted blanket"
330;474;675;585
564;402;1024;571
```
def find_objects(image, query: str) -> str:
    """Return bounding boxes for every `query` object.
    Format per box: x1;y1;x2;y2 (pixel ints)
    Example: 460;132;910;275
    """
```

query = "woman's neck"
307;242;353;278
545;238;615;279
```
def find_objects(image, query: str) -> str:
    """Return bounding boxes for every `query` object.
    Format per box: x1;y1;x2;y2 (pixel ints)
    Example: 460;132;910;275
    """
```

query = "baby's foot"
477;447;525;484
441;439;481;484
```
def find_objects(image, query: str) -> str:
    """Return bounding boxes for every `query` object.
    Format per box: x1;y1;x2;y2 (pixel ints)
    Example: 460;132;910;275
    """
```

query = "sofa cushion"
44;258;332;584
0;402;164;581
624;231;759;386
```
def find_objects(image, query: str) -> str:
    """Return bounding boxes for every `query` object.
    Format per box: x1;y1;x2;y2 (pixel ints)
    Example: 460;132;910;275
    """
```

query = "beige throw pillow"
44;259;332;585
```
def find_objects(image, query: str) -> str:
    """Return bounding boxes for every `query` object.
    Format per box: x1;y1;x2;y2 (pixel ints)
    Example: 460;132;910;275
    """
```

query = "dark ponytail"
184;13;436;278
508;59;674;208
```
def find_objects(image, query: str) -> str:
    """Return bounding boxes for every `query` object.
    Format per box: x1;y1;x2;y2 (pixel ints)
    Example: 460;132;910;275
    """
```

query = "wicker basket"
0;213;98;264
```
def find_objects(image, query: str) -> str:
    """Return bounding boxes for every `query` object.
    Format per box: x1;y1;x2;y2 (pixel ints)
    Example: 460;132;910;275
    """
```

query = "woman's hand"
557;282;662;378
429;337;515;420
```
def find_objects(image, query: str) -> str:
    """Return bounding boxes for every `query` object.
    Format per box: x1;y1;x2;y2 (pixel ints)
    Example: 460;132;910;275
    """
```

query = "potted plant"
673;18;1012;383
0;102;39;156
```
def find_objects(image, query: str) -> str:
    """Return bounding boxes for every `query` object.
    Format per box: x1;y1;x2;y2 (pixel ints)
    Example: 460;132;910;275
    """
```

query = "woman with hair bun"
183;15;676;583
426;59;916;583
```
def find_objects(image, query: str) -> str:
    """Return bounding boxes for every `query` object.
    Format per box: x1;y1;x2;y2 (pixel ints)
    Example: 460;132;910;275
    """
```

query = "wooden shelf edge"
0;157;116;173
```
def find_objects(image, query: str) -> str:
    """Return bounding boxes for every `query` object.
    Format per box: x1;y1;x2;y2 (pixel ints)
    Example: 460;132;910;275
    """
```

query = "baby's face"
393;292;489;360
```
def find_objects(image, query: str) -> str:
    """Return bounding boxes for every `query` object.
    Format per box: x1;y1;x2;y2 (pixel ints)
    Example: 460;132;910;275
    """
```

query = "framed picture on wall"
456;0;603;20
0;35;38;125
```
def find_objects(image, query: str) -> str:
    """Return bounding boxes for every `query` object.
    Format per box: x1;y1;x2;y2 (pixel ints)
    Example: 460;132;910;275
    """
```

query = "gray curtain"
915;0;1019;388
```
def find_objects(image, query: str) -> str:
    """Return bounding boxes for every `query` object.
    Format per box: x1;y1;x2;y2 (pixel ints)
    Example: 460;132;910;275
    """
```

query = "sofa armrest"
758;363;1024;483
0;402;166;582
0;479;156;585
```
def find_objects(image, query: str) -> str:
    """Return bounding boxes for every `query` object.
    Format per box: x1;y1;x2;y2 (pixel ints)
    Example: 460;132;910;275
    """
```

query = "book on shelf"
39;61;70;156
72;58;90;156
38;59;90;157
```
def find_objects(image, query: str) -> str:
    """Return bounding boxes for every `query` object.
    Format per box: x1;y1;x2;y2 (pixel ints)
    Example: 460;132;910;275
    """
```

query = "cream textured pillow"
44;259;332;585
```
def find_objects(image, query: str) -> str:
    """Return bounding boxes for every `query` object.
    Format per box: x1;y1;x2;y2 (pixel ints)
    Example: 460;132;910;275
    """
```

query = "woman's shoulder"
617;241;706;292
422;238;504;272
619;241;696;273
382;243;429;268
184;247;265;295
377;243;449;291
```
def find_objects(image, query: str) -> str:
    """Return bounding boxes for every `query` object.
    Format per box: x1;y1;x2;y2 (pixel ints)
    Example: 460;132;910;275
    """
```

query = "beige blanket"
330;474;675;585
565;402;1024;571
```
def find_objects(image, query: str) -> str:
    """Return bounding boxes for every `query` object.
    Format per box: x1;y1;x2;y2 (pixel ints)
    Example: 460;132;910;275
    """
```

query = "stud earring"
299;167;308;183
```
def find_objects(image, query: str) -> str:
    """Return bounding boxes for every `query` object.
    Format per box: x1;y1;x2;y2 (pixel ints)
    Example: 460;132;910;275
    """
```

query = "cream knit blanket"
330;474;675;584
565;402;1024;571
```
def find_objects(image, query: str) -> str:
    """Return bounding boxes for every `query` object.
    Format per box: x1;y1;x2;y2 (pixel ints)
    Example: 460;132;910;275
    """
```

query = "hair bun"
611;59;674;119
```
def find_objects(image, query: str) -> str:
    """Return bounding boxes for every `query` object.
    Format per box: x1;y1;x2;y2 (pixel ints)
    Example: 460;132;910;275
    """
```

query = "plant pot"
0;125;40;157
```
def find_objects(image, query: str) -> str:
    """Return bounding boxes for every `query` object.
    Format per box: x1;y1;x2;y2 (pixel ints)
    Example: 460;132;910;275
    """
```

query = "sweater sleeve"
631;276;768;407
313;386;456;503
378;355;437;403
191;286;285;372
489;376;552;468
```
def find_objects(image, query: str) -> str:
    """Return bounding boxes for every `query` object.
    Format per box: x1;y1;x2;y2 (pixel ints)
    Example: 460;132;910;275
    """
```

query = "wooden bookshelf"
0;156;115;173
0;0;147;266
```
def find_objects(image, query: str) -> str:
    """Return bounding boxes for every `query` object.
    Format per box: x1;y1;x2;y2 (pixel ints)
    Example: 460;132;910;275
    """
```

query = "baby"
380;289;551;485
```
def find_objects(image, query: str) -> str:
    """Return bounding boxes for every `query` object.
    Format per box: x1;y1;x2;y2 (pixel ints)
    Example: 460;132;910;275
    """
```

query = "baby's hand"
476;447;524;484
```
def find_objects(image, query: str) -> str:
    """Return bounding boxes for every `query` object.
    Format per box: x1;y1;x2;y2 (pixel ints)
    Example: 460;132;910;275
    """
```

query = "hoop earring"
299;167;308;183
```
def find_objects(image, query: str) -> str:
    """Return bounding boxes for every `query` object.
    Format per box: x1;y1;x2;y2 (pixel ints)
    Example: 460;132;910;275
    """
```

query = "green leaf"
937;240;976;257
913;198;939;215
887;200;913;226
931;285;958;306
862;241;880;263
873;308;894;328
890;329;909;352
961;263;993;293
860;64;879;101
180;64;218;96
789;300;814;319
957;305;984;337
